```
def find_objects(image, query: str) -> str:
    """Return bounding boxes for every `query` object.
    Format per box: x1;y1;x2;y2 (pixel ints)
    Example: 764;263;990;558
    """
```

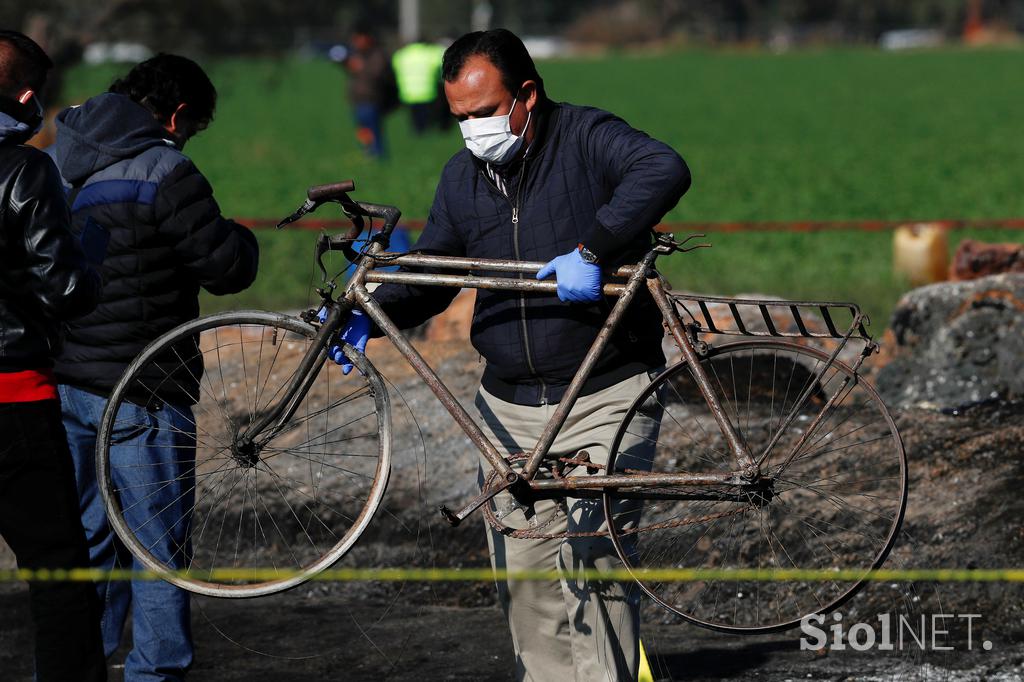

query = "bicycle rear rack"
670;294;872;342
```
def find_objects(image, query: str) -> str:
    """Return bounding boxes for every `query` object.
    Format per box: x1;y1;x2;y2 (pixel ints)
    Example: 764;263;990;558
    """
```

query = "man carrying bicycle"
335;29;690;681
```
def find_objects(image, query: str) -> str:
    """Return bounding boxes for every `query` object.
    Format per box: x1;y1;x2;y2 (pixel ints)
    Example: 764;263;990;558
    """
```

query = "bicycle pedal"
576;449;602;472
439;505;462;527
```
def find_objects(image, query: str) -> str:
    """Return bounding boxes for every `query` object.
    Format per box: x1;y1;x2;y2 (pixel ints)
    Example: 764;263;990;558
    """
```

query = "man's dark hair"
109;53;216;129
442;29;546;99
0;30;52;98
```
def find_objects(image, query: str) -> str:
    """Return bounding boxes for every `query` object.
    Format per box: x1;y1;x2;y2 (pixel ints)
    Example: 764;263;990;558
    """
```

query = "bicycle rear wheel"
97;310;391;598
603;340;907;633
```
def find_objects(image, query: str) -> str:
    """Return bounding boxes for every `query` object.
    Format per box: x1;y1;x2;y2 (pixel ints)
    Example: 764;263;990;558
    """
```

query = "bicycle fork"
235;301;347;453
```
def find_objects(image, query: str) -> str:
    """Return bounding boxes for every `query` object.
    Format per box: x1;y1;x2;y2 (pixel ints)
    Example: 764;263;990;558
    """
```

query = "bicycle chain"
481;456;750;540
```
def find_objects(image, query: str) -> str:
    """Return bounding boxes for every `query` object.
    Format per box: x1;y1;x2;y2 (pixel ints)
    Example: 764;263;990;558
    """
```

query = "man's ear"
521;81;538;111
166;102;188;134
16;89;35;105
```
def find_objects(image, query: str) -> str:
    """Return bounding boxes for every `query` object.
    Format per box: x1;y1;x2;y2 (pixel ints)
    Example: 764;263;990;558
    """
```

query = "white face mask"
459;93;532;165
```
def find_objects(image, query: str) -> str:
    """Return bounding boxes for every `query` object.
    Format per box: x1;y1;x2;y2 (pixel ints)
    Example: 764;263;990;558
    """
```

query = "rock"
876;273;1024;411
949;239;1024;281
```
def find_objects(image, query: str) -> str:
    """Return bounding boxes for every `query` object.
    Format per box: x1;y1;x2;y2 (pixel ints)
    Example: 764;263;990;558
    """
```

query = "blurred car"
879;29;944;50
82;42;153;65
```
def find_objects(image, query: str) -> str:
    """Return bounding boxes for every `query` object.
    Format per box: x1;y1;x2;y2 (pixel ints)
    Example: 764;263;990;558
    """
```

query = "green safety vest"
392;43;445;105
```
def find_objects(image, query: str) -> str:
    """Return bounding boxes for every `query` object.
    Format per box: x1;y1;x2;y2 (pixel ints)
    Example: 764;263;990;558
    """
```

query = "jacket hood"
55;93;176;184
0;111;34;145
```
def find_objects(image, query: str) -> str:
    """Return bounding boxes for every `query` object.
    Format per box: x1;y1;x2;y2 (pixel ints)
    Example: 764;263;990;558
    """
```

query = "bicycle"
97;181;908;634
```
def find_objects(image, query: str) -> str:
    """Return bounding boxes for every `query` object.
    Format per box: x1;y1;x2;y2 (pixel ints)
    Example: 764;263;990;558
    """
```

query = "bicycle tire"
602;340;907;633
97;310;392;598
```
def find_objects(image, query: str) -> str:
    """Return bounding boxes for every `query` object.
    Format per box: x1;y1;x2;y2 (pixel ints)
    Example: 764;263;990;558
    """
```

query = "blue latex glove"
536;249;602;303
328;310;371;375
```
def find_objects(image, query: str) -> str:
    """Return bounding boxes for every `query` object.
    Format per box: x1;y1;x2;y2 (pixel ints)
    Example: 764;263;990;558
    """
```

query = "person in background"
342;23;397;158
0;29;106;682
50;54;259;681
392;39;445;134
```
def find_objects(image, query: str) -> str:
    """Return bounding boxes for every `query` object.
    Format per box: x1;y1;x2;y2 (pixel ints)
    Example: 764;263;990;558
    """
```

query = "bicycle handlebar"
354;201;402;227
307;180;356;202
303;181;402;234
279;180;401;240
278;180;404;280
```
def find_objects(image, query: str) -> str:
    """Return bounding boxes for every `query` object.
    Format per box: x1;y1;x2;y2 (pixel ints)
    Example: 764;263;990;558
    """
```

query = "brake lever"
277;199;318;229
679;242;712;253
314;233;331;280
674;233;712;252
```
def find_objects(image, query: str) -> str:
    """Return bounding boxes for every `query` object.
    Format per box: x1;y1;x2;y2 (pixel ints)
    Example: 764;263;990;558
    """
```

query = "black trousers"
0;399;106;681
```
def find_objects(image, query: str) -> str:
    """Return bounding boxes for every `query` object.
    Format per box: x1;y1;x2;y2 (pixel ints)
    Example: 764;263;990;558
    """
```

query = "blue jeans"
59;384;195;681
353;102;385;158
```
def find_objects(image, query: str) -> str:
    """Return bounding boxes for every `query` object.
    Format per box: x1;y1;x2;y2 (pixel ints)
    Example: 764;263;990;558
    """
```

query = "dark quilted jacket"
50;93;259;402
372;101;691;405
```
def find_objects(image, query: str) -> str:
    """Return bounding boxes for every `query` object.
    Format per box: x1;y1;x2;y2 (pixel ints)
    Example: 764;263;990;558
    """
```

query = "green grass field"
62;48;1024;327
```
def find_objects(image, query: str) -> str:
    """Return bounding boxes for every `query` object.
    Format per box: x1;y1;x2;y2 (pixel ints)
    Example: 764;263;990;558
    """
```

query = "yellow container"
638;639;654;682
893;224;949;286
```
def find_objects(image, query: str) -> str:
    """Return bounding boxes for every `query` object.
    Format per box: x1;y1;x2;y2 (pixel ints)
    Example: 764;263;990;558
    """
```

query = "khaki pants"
474;371;662;682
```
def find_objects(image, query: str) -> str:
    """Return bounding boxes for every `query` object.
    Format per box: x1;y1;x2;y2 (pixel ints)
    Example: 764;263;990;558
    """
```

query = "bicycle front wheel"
97;310;391;598
603;340;907;633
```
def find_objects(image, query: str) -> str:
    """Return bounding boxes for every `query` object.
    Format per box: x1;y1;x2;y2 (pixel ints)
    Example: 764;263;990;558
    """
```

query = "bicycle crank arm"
439;473;523;527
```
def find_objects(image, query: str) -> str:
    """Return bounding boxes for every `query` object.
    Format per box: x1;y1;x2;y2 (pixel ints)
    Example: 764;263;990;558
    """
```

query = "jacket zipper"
484;159;548;404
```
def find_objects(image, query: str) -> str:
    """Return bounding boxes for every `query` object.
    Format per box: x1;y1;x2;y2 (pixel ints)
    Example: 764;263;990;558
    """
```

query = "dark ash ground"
2;338;1022;681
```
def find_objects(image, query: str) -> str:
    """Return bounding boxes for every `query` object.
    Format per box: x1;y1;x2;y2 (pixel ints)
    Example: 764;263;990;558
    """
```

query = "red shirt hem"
0;369;59;403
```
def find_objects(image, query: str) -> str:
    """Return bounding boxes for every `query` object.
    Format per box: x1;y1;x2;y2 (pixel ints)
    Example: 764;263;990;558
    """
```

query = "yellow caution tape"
2;567;1024;583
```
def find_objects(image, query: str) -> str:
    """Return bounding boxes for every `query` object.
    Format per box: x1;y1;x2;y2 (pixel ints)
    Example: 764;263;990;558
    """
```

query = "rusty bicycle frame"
257;182;876;528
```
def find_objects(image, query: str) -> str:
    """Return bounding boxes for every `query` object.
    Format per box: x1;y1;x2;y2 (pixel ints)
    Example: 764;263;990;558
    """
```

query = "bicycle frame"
340;237;763;516
243;213;870;525
102;182;904;618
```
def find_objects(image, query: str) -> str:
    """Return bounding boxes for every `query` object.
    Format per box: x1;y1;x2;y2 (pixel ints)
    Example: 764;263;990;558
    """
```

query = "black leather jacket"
0;124;101;372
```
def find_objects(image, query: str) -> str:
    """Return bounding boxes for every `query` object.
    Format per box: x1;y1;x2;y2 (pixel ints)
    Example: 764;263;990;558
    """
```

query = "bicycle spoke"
662;381;731;467
274;410;377;453
603;340;905;632
99;314;390;596
187;464;250;571
254;462;360;526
